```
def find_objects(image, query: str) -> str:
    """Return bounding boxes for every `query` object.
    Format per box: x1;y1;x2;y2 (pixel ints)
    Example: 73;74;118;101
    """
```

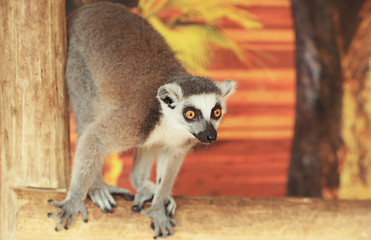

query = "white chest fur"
143;116;194;149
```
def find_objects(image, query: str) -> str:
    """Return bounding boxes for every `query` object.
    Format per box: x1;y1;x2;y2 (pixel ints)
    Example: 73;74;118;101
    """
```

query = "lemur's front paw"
47;198;88;231
89;179;133;213
142;206;178;238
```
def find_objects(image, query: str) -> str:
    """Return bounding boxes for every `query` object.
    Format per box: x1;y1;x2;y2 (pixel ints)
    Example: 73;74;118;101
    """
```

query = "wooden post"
0;1;70;240
288;0;344;198
10;188;371;240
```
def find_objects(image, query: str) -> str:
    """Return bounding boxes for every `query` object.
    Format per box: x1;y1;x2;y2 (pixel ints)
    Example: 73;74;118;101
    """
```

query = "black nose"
206;135;216;143
194;123;217;144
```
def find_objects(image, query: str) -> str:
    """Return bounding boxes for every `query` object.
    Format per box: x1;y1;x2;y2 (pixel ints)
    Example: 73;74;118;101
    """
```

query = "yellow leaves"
139;0;168;18
148;17;211;72
167;0;260;28
137;0;262;73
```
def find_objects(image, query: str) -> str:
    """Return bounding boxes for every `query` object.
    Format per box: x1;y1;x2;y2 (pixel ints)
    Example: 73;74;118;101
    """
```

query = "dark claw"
108;209;113;213
151;223;165;239
102;208;109;213
124;194;135;201
154;233;163;239
47;212;52;217
55;227;59;232
111;203;117;208
132;205;142;212
48;199;53;203
151;222;155;230
64;226;69;230
84;218;88;223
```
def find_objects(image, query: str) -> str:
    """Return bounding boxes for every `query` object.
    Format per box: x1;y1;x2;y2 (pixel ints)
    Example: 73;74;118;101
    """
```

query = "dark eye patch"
183;106;202;122
211;104;222;120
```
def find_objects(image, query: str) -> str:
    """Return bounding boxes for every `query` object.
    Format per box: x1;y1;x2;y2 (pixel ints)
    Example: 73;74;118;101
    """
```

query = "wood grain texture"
13;188;371;240
0;1;70;239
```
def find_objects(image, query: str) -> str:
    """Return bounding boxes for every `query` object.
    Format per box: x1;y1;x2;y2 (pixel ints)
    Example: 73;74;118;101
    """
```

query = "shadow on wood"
13;188;371;240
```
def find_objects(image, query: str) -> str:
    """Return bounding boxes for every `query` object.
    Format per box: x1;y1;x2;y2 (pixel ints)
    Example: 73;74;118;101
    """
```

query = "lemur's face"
158;78;236;144
180;94;224;143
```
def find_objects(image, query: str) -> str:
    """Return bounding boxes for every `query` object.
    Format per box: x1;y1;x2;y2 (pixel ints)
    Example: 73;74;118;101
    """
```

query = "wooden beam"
12;188;371;240
0;1;70;240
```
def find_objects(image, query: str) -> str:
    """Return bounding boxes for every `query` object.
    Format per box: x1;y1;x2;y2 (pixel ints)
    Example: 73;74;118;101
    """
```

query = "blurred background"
68;0;371;199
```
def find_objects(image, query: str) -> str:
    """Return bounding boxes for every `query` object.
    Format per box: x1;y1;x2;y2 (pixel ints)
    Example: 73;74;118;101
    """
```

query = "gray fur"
169;76;222;97
48;2;236;238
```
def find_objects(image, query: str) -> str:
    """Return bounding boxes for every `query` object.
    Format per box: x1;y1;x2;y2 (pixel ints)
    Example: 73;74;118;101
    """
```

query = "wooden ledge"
12;188;371;240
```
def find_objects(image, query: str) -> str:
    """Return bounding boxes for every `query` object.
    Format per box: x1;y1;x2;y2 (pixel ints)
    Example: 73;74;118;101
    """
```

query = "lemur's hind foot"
131;180;177;217
132;181;156;212
142;205;178;239
88;177;133;213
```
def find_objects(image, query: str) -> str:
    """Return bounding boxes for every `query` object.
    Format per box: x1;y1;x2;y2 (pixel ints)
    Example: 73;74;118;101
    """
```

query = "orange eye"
214;108;221;118
185;110;196;120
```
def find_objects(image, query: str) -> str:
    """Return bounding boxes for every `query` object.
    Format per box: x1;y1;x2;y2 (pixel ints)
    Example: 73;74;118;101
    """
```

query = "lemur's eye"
214;108;221;118
183;107;201;121
185;110;196;120
211;105;222;119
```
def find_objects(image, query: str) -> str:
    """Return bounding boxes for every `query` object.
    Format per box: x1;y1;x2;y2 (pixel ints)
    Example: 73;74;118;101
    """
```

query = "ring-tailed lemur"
47;2;236;238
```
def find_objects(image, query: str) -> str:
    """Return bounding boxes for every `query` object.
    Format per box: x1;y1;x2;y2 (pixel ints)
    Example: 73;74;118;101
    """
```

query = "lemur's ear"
157;83;183;109
216;79;237;98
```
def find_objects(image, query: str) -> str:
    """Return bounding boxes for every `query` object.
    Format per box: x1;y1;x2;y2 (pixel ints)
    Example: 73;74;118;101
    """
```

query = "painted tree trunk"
340;0;371;198
288;0;343;197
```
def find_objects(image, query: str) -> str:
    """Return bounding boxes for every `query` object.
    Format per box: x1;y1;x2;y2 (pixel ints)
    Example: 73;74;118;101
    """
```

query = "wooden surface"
13;187;371;240
0;1;70;240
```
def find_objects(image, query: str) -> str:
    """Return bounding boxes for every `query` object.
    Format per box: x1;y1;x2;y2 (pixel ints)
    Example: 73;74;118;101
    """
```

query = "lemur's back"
66;2;187;136
50;3;236;235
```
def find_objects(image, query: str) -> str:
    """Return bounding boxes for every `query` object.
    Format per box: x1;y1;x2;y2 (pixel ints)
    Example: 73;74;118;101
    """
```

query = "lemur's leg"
130;146;157;212
48;114;133;231
48;122;107;230
156;153;176;217
142;148;188;238
130;147;177;216
88;172;133;213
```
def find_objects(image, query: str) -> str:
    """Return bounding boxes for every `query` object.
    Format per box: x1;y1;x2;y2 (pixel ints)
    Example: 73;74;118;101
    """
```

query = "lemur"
48;2;236;238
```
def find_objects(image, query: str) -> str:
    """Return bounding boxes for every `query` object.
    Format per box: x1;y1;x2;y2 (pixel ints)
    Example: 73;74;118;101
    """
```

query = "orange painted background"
70;0;295;197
